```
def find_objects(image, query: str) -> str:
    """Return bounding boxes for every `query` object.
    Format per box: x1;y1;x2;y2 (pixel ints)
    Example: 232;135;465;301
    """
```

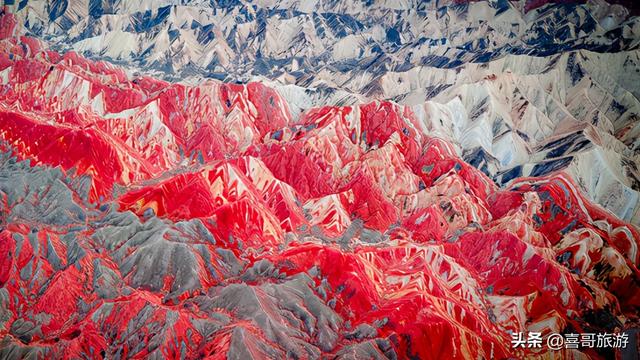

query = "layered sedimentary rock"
6;0;640;223
0;1;639;359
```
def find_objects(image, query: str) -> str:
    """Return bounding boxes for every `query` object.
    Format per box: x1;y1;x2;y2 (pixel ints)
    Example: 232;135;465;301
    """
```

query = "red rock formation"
0;12;638;360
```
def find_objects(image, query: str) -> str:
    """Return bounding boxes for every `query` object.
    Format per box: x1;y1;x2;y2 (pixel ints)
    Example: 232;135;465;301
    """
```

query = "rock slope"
6;0;640;223
0;2;639;359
